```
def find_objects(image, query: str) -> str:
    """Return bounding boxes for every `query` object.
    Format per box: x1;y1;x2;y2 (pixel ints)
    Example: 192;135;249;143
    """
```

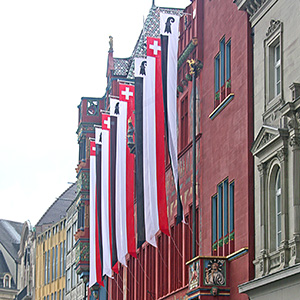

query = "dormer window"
3;274;11;288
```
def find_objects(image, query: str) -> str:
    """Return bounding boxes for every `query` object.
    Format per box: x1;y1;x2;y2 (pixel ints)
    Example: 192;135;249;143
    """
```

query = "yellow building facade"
35;219;66;300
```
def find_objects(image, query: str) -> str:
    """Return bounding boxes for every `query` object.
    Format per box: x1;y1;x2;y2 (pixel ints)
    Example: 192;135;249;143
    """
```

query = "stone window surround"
264;19;283;112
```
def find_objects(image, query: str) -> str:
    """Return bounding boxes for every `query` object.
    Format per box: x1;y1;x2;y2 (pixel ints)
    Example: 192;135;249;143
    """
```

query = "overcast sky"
0;0;191;226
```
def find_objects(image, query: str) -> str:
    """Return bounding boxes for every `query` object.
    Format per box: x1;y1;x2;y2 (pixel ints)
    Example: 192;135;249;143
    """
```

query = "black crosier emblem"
139;61;147;76
114;102;120;115
164;16;175;34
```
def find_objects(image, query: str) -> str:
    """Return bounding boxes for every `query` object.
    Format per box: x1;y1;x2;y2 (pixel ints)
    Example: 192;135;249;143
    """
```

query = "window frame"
264;21;283;108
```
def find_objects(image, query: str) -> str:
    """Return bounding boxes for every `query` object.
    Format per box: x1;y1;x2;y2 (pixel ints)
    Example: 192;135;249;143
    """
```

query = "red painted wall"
200;0;254;298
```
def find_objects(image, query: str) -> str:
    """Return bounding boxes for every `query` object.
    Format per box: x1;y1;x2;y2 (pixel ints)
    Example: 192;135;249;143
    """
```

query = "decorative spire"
152;0;155;7
109;35;113;51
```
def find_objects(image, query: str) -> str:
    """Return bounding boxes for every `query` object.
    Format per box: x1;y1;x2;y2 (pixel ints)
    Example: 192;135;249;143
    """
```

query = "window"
180;95;188;149
78;205;85;230
72;221;77;247
274;44;281;97
226;40;231;82
45;251;48;284
60;242;63;277
212;178;235;255
52;247;55;281
214;36;232;108
275;169;282;249
59;290;61;300
79;137;86;162
268;40;281;101
265;20;282;104
4;275;10;288
63;241;66;275
55;245;58;279
66;268;71;292
66;229;71;252
47;250;50;284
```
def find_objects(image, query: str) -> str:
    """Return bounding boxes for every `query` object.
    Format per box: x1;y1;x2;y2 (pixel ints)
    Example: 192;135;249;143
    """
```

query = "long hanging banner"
109;107;118;272
110;97;128;266
95;127;104;286
101;113;113;278
160;12;183;224
119;83;137;258
147;37;170;237
135;57;146;248
89;140;98;287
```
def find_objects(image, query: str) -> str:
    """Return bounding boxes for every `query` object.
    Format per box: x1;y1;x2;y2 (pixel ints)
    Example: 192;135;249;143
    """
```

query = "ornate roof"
113;57;133;77
113;5;184;79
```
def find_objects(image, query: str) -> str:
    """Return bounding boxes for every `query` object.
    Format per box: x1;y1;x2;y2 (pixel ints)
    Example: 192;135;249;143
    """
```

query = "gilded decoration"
204;259;226;286
76;241;89;265
78;171;89;191
189;260;200;290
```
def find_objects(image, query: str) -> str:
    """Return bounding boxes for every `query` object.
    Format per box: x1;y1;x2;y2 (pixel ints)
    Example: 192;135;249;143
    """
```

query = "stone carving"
257;133;276;150
280;252;284;263
290;136;300;148
266;19;281;37
277;148;287;162
259;260;263;272
109;36;113;51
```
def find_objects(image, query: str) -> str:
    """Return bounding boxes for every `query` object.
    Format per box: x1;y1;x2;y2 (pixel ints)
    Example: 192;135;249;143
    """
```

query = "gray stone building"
235;0;300;298
0;219;23;300
65;199;84;300
16;220;36;300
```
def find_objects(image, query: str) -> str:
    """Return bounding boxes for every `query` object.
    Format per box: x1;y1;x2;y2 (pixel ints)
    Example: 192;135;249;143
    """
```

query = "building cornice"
239;263;300;293
234;0;278;25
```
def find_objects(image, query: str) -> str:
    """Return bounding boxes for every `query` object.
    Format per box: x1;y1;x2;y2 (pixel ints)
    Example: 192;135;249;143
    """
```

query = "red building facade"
75;1;254;299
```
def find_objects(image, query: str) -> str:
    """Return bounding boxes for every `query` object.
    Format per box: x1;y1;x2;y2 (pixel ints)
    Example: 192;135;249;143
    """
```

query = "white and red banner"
101;113;113;278
119;83;136;258
147;37;170;237
160;12;183;224
89;140;97;287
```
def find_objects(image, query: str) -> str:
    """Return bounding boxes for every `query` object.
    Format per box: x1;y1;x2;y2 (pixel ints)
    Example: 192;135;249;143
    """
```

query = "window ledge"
209;93;234;120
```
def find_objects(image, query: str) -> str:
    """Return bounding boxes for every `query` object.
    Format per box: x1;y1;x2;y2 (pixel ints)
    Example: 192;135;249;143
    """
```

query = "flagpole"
188;59;202;258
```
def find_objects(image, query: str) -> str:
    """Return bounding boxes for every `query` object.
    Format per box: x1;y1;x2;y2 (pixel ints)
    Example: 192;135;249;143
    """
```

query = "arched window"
275;169;282;249
4;274;10;288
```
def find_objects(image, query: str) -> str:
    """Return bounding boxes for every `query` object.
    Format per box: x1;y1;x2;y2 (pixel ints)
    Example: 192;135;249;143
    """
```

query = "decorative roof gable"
251;125;280;156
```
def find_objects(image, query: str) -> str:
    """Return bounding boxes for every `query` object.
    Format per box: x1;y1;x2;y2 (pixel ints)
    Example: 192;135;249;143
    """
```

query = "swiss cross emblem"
102;114;110;130
119;84;135;101
147;37;161;57
90;141;96;156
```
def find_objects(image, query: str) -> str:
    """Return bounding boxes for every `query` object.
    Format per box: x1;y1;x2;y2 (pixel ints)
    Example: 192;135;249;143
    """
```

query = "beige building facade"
35;218;66;300
235;0;300;298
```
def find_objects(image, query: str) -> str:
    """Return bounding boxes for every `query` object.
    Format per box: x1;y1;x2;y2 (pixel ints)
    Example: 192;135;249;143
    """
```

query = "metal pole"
192;72;197;258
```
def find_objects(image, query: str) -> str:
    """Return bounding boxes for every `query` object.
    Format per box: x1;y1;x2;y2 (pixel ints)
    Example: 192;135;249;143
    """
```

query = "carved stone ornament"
257;133;276;149
266;19;281;37
277;148;287;162
290;136;300;148
259;260;263;272
257;163;266;175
